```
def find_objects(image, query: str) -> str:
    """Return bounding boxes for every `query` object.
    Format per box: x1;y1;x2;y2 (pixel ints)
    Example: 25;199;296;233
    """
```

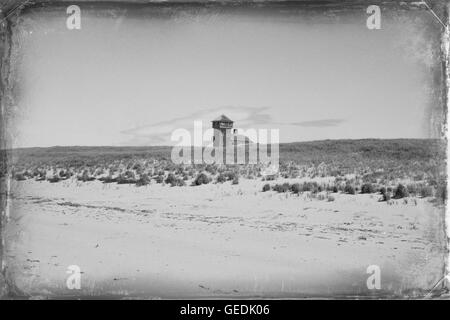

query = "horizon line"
3;137;442;151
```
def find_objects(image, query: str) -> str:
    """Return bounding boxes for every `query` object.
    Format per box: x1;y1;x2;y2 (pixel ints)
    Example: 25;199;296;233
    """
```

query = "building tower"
212;114;234;148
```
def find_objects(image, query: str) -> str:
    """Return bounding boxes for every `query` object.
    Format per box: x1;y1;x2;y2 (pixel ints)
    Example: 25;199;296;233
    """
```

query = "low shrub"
407;184;417;195
393;184;408;199
33;170;46;180
317;193;326;201
48;175;61;183
136;174;151;186
205;164;217;175
273;183;290;193
326;184;338;193
290;183;301;194
216;173;227;183
155;175;164;184
419;185;434;198
344;184;356;195
382;192;391;202
225;171;238;181
262;183;271;192
302;181;319;193
14;173;26;181
117;175;136;184
78;170;95;182
165;173;177;185
101;176;118;183
59;170;71;179
361;183;375;194
192;173;211;186
172;177;186;187
216;171;238;183
263;175;276;181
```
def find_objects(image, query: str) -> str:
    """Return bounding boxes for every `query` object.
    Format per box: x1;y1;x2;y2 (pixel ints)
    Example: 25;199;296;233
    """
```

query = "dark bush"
23;170;32;178
393;184;408;199
262;183;271;192
136;173;151;186
14;173;26;181
168;175;185;187
381;192;391;202
205;164;217;175
117;174;136;184
317;193;326;201
155;175;164;184
165;173;177;185
232;176;239;185
215;171;238;183
263;175;276;181
419;185;434;198
216;173;227;183
273;183;290;193
361;183;375;194
225;171;238;181
290;183;301;194
33;169;45;179
78;170;95;182
192;173;211;186
272;184;281;192
164;173;185;187
344;184;356;195
407;184;417;195
48;175;61;183
326;184;338;193
125;170;135;179
62;170;72;179
281;182;291;192
302;181;319;193
167;177;185;187
336;183;346;193
132;163;143;172
101;176;118;183
176;178;186;186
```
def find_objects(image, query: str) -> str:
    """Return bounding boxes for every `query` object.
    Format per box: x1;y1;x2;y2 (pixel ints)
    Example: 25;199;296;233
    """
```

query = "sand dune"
5;179;446;298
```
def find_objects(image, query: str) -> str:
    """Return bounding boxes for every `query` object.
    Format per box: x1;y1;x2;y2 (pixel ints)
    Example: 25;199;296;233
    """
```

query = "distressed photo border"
0;0;448;299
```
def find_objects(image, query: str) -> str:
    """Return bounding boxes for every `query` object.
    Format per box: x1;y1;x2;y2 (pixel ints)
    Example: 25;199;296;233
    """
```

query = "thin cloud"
120;106;274;146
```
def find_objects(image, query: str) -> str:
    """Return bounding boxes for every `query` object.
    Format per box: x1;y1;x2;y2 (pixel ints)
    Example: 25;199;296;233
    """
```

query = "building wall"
212;121;232;148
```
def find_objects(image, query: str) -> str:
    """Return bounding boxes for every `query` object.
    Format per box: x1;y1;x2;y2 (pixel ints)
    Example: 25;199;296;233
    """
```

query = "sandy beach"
4;178;446;298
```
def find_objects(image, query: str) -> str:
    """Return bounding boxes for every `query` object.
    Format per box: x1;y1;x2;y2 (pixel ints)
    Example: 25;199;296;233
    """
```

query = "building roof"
212;114;233;123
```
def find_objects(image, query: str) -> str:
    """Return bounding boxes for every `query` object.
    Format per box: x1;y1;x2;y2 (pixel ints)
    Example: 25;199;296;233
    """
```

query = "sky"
9;5;442;147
